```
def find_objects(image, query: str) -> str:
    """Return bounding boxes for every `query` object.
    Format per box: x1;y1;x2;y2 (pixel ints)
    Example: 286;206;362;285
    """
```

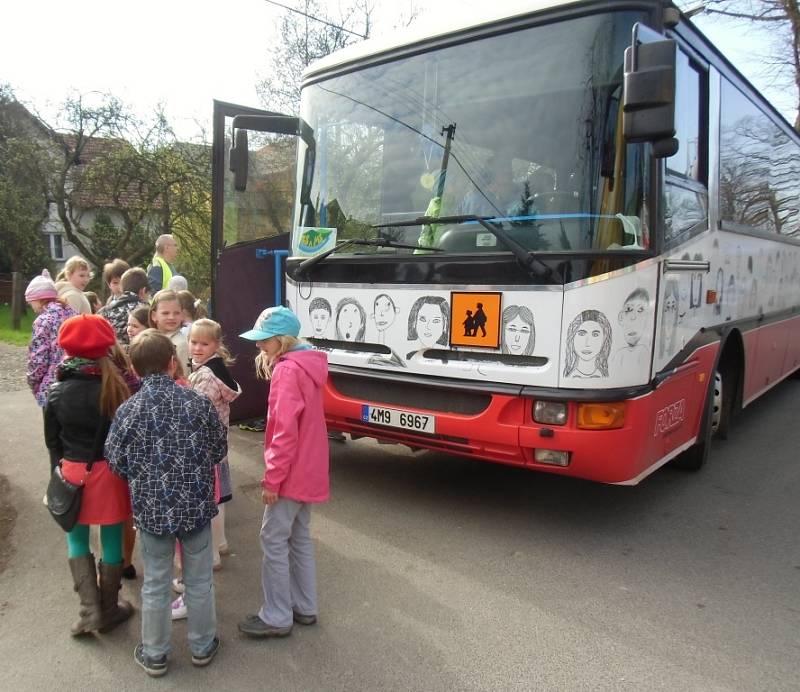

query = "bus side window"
664;50;708;247
719;79;800;237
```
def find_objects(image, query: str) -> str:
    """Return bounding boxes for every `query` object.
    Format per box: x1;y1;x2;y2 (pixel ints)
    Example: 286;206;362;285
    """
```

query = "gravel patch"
0;474;17;576
0;342;28;393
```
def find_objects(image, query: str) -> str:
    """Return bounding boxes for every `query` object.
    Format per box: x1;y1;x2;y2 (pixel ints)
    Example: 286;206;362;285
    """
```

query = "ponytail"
98;357;131;418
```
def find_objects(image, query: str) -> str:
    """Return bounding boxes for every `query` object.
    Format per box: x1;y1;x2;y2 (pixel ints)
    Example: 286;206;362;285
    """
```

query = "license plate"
361;405;435;433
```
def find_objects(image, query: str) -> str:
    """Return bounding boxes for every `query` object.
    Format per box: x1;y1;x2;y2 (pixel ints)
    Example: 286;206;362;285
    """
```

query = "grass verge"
0;305;32;347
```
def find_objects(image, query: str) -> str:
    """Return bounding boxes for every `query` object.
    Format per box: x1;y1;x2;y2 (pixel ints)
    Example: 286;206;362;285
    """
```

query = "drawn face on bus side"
575;320;603;363
407;296;449;359
503;313;534;355
335;298;366;342
310;308;330;337
416;302;445;347
564;309;612;377
308;297;332;338
663;293;678;322
619;298;648;347
373;294;398;332
714;269;724;316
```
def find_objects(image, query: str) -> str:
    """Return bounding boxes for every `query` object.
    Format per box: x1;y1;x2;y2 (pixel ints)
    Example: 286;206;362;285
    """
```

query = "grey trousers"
258;498;318;628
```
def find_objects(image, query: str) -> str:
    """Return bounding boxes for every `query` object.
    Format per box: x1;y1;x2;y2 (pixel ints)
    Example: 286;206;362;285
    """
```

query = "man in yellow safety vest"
147;234;179;293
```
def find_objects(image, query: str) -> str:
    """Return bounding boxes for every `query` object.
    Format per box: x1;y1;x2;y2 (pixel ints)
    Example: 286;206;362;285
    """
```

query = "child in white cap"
237;306;330;638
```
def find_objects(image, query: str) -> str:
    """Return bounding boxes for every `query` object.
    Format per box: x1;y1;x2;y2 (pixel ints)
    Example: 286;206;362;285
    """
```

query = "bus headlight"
577;402;626;430
533;401;567;425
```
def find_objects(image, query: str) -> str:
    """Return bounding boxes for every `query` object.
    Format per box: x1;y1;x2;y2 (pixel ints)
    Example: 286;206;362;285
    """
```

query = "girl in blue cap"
237;306;330;638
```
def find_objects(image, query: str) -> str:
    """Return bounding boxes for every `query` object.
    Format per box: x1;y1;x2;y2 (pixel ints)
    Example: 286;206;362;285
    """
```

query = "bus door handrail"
663;259;710;272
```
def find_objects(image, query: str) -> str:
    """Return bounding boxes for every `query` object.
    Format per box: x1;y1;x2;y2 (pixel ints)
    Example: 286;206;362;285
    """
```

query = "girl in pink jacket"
237;306;330;638
171;318;241;619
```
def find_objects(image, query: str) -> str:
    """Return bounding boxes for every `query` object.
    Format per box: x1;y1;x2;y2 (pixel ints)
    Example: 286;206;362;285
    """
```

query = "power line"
263;0;368;39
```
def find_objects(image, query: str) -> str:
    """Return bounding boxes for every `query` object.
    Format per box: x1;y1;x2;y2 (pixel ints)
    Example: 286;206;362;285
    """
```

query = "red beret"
58;314;117;359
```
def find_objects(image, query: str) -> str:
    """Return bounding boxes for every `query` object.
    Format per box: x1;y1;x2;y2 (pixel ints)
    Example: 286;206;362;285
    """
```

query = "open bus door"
211;100;295;421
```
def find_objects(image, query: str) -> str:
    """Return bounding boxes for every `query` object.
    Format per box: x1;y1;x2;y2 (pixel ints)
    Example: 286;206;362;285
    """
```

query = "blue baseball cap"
239;306;301;341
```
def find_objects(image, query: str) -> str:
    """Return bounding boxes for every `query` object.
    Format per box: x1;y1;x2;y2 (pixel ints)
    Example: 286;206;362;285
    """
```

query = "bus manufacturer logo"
654;400;686;437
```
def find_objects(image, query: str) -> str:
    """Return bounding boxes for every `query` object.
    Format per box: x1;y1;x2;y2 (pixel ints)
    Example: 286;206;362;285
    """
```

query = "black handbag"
46;418;107;532
46;464;91;532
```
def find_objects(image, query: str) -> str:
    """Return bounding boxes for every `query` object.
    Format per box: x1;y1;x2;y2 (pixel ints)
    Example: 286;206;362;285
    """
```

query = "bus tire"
670;370;716;471
709;369;726;439
713;355;740;441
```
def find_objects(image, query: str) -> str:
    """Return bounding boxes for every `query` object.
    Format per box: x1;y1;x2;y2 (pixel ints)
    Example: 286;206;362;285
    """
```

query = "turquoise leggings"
66;523;124;564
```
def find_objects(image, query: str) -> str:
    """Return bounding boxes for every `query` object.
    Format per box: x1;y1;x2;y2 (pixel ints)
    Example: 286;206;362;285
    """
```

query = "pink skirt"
61;460;132;525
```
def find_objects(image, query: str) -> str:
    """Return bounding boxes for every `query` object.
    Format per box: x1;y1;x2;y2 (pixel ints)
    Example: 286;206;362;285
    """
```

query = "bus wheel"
710;371;723;437
670;373;715;471
712;359;738;441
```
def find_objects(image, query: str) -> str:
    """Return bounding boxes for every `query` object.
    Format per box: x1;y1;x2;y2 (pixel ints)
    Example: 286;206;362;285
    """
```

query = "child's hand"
262;489;278;505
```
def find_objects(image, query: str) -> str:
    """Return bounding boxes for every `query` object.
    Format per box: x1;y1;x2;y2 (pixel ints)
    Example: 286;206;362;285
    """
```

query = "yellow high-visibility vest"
151;255;173;291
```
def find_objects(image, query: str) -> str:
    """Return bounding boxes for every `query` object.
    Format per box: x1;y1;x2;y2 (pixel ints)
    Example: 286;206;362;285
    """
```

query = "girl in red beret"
44;314;135;636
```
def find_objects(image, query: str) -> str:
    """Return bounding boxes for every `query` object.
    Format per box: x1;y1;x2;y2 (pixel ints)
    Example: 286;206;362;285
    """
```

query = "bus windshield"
294;9;650;258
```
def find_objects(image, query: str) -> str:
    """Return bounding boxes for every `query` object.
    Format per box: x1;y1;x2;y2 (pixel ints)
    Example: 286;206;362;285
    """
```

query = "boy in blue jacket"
106;329;227;677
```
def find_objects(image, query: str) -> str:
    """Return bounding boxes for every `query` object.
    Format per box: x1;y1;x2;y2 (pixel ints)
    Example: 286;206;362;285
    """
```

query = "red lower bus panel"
324;343;719;485
743;318;793;404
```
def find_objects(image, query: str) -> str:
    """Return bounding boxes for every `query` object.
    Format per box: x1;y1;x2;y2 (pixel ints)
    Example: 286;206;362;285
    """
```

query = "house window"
49;234;64;260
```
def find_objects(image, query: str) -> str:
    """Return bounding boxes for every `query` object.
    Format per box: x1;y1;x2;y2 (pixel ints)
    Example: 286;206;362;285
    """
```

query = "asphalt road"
0;379;798;691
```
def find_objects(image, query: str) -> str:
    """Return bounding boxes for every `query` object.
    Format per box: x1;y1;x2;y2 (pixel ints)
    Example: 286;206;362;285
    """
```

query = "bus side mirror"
228;114;316;193
229;128;249;192
623;37;678;158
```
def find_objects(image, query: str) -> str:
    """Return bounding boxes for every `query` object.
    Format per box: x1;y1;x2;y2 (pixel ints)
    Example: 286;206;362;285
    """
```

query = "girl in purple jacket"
25;270;77;469
237;306;330;638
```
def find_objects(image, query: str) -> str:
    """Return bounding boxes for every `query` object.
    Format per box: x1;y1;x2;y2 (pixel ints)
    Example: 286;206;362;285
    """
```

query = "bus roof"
302;0;590;81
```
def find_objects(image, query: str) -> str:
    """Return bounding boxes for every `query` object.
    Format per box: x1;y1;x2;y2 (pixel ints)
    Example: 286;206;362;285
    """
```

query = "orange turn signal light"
577;402;626;430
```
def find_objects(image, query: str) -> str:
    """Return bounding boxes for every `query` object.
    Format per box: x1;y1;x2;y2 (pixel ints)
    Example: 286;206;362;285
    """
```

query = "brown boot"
68;554;101;636
97;561;134;633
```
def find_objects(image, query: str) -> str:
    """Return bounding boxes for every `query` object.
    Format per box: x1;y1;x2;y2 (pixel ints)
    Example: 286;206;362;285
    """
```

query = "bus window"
719;79;800;236
296;10;650;271
664;50;708;247
223;131;296;246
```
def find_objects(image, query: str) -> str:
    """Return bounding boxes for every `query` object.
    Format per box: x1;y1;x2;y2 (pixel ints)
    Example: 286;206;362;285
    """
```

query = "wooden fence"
0;273;26;328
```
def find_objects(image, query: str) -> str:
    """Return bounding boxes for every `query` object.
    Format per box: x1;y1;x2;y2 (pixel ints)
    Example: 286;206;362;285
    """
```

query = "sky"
1;0;792;140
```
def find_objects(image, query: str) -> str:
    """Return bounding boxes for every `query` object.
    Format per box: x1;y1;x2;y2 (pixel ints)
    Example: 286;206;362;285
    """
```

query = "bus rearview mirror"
230;128;249;192
623;37;677;158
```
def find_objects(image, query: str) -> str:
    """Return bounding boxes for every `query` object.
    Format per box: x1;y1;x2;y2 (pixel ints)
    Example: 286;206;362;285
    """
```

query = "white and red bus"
223;0;800;483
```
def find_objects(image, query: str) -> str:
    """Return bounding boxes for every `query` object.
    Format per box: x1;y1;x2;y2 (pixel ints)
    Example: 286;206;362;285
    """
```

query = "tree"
680;1;800;131
43;94;166;271
256;0;375;113
37;93;212;294
0;85;52;277
158;142;213;296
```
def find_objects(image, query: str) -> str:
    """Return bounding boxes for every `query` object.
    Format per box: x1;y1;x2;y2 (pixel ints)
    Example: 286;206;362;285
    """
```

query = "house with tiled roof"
2;99;166;272
41;133;164;271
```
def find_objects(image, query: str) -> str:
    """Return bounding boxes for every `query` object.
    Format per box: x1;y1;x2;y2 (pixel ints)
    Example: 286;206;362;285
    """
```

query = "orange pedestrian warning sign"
449;292;502;349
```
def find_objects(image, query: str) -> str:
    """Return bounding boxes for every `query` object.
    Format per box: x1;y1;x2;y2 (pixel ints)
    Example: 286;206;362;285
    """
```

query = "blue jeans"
139;524;216;658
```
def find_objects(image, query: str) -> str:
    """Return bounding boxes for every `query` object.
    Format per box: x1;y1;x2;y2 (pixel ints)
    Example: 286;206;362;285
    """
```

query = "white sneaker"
42;493;48;507
172;578;185;594
171;596;187;620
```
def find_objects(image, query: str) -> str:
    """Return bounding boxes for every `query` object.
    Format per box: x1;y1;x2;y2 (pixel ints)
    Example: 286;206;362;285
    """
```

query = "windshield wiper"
295;237;442;279
377;214;559;282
